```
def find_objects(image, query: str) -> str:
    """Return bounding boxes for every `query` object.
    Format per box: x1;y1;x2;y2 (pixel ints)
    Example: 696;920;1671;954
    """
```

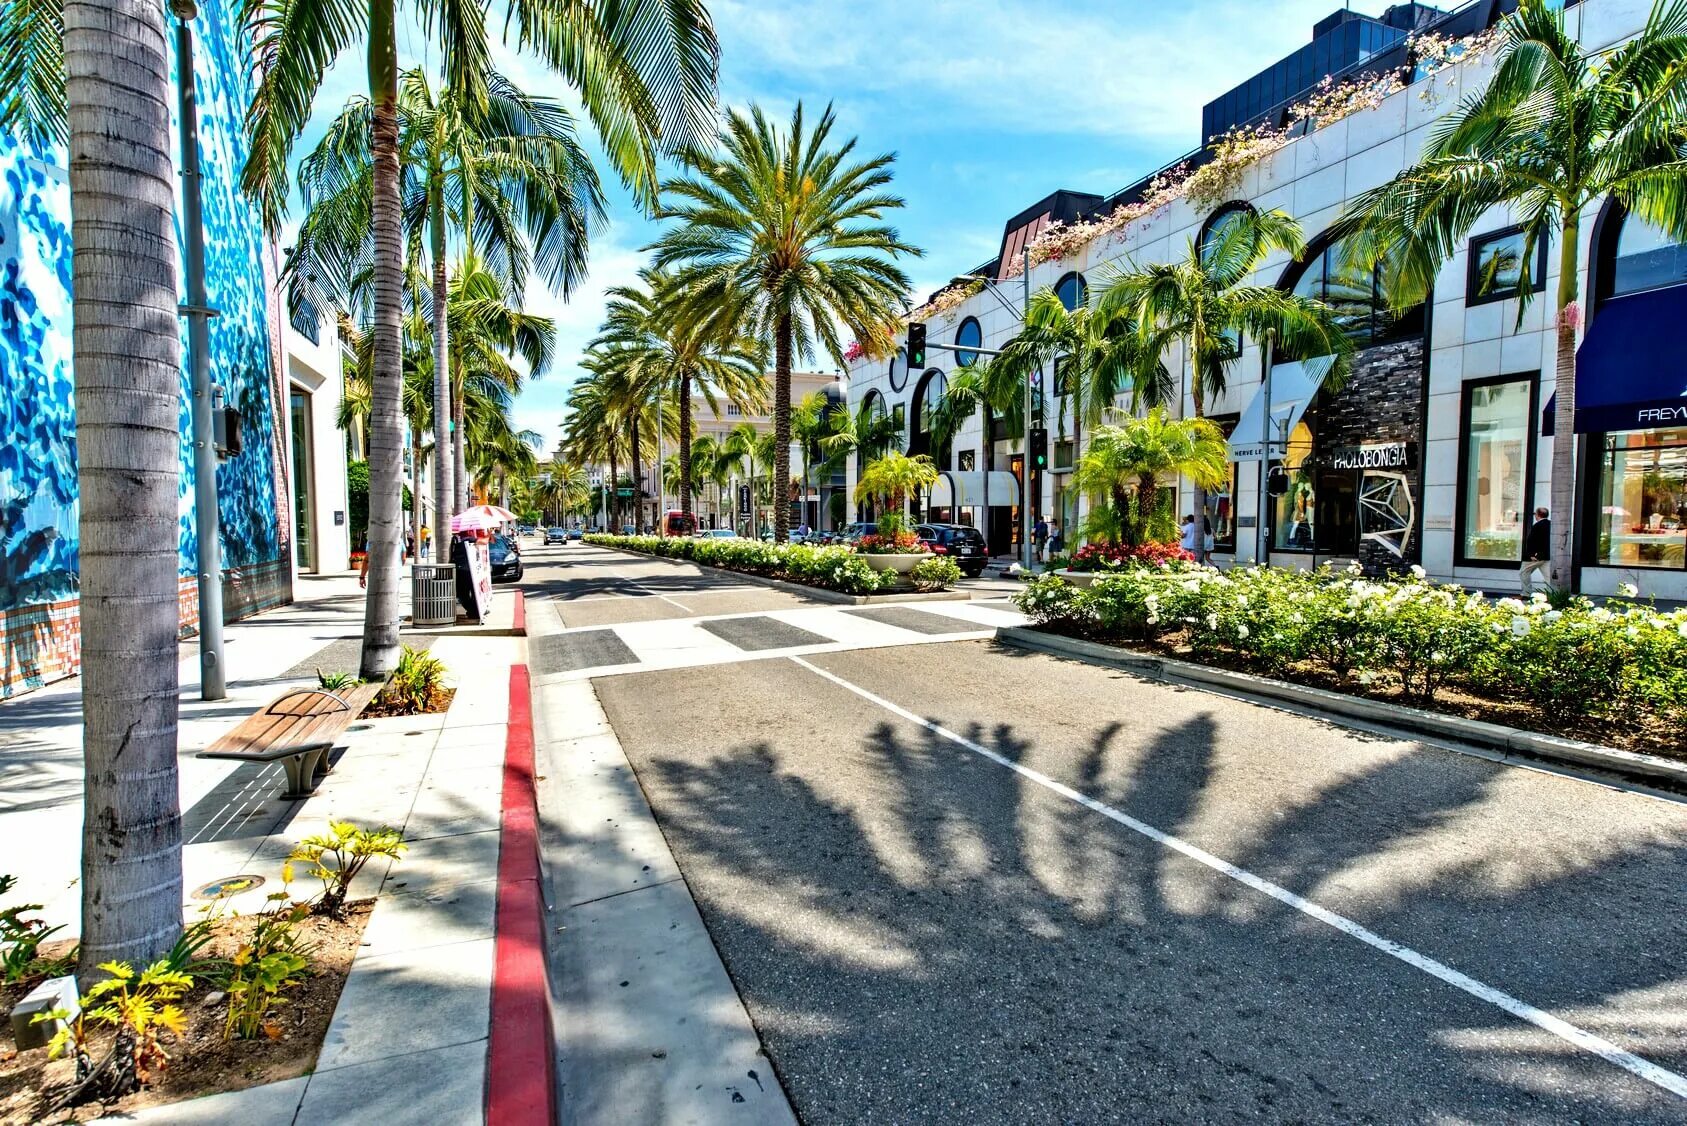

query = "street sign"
738;484;751;516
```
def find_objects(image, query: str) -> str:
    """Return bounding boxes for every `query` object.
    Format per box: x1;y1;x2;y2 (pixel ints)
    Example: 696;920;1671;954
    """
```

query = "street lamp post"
174;0;226;701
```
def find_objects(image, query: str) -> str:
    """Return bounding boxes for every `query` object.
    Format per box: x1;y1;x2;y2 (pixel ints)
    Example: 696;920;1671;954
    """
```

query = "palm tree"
855;451;940;533
58;0;184;973
721;422;760;535
650;102;920;541
1072;409;1230;545
563;368;628;528
289;68;604;553
1341;0;1687;589
590;268;766;518
790;392;834;529
242;0;720;678
1097;207;1353;549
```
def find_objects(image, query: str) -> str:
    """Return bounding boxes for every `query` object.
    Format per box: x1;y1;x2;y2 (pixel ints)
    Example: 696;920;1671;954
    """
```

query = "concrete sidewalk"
0;573;533;1124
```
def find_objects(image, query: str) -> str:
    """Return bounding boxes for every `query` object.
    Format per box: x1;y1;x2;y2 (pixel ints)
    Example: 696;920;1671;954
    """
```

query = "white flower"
1677;622;1687;639
1236;624;1250;639
1205;613;1219;631
1511;616;1531;637
1618;582;1640;598
1542;610;1562;623
1410;564;1426;579
1531;592;1549;605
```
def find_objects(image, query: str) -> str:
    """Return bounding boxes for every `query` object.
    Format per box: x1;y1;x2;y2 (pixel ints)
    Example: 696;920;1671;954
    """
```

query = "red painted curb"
488;664;553;1124
512;590;526;637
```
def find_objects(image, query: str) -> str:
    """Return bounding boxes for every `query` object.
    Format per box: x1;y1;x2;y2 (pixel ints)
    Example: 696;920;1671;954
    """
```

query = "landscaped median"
1012;562;1687;763
585;534;962;595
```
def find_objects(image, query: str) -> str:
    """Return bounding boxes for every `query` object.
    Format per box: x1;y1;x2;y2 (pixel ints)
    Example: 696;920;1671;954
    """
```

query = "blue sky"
290;0;1397;444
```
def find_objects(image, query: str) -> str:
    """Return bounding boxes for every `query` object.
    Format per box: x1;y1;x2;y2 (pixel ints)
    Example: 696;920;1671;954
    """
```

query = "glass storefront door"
289;389;314;572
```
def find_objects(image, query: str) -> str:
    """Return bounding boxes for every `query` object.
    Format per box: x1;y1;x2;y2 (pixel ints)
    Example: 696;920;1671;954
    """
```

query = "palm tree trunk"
774;313;793;542
608;448;620;529
429;191;452;562
679;372;694;517
66;0;183;972
629;417;642;530
360;0;404;681
1188;341;1208;561
1550;214;1580;591
453;384;468;511
411;428;423;554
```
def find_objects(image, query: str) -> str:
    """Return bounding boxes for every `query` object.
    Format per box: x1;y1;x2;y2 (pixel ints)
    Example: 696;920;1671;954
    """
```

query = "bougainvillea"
1062;540;1195;572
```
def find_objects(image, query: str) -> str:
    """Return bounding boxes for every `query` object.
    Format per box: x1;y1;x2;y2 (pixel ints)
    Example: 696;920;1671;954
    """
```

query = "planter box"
860;552;932;575
1054;568;1097;588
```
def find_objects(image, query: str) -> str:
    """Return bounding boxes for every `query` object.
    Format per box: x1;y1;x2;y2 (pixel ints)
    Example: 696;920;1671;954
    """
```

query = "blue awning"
1560;285;1687;434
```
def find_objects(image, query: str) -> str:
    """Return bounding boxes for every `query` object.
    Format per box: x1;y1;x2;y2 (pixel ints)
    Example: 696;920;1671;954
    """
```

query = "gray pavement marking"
531;629;640;675
842;606;986;635
698;615;831;652
787;654;1687;1104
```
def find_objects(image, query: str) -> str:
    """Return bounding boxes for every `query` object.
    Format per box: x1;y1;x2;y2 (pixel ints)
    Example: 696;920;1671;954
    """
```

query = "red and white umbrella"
450;504;517;533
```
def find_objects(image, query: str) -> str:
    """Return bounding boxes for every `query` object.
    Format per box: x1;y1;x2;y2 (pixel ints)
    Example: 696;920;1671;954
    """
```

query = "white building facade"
846;0;1687;599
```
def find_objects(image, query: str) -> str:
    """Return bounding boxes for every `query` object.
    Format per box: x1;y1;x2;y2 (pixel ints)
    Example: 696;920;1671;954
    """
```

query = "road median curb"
997;626;1687;791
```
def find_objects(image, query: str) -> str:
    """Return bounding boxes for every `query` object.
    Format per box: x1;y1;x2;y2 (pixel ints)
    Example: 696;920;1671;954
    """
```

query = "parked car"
837;521;877;545
662;510;697;537
545;526;568;545
489;533;524;581
568;528;583;540
516;524;535;537
698;527;738;539
915;523;988;577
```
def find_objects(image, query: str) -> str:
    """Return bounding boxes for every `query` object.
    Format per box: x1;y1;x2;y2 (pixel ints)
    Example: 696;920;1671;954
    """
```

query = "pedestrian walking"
1034;516;1049;561
1048;521;1064;561
1180;514;1200;556
1202;512;1215;561
1520;507;1552;594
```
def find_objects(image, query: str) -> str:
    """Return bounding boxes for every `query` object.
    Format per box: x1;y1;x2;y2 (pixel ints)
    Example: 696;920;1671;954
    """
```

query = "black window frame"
1453;370;1541;569
1466;225;1549;307
1276;230;1425;357
1054;271;1088;312
955;317;983;367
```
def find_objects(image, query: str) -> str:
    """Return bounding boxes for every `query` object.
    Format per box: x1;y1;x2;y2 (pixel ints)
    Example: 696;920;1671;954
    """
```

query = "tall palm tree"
590;268;766;517
1073;409;1230;545
650;102;920;541
1097;208;1352;548
990;288;1169;457
241;0;720;678
563;366;629;529
721;422;760;534
59;0;184;972
1341;0;1687;589
289;67;604;551
790;392;834;529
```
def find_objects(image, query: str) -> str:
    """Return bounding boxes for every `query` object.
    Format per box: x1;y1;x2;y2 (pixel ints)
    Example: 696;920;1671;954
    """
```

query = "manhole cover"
191;874;265;901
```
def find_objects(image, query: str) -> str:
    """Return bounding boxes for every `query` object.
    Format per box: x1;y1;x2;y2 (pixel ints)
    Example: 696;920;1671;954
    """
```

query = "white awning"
929;470;1020;508
1228;355;1336;462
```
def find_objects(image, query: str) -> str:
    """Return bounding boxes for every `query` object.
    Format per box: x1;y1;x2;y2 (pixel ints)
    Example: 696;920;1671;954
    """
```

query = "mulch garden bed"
0;900;373;1124
1031;622;1686;762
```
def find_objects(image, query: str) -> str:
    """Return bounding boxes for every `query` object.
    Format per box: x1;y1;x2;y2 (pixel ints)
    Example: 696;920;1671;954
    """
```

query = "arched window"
1278;232;1423;349
910;369;950;468
955;317;982;367
886;346;909;393
1054;271;1087;312
1612;212;1687;299
1197;202;1254;267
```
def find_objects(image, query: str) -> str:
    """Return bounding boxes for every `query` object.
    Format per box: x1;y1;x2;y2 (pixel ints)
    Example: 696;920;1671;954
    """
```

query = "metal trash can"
411;564;458;627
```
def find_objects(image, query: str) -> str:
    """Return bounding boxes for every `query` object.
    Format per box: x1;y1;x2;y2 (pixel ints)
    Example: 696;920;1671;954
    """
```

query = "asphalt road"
521;541;1687;1124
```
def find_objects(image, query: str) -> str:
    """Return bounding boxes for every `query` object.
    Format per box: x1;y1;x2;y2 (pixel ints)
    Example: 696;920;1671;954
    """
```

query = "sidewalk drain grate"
191;874;266;901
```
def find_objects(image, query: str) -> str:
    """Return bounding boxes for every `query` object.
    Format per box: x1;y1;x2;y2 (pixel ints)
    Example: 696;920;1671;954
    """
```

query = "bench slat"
205;681;384;758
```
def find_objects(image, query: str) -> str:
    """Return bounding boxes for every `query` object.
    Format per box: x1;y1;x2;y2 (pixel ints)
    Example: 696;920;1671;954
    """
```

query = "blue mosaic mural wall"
0;0;283;619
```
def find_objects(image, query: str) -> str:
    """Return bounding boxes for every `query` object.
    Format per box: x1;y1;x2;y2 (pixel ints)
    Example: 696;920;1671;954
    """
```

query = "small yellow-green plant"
223;878;313;1041
1;874;73;983
289;822;407;919
36;960;193;1103
376;646;448;713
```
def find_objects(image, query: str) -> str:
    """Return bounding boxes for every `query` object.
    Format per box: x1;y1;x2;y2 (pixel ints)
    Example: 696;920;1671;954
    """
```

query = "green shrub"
586;534;897;594
289;821;407;919
1;874;72;983
910;556;962;591
376;645;448;713
1011;561;1687;730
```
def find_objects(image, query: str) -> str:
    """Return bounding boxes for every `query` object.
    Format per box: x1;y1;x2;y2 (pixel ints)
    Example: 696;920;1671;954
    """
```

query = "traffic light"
907;321;927;367
1029;427;1049;471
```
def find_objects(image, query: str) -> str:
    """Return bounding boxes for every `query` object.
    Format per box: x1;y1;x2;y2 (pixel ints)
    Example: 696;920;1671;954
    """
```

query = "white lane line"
789;655;1687;1103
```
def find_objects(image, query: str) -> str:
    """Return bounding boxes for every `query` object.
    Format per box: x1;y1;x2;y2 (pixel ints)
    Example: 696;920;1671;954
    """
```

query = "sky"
287;0;1399;448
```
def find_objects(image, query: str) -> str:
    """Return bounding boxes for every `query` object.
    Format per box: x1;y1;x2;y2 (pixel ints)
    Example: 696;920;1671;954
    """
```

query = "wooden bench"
198;682;383;799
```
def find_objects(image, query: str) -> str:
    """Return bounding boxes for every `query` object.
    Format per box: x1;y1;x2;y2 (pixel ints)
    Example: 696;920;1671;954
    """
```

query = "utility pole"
174;0;225;700
1022;245;1034;573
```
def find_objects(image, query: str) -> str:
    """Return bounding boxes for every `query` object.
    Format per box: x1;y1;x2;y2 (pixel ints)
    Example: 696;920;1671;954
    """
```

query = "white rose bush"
1014;561;1687;747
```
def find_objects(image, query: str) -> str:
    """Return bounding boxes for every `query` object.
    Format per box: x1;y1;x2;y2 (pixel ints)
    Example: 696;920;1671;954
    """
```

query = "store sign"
1330;442;1416;471
738;484;752;516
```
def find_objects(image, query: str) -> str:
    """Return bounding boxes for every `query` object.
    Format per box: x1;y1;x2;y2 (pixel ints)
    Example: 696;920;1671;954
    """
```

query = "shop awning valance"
1549;286;1687;435
929;470;1020;509
1228;355;1337;462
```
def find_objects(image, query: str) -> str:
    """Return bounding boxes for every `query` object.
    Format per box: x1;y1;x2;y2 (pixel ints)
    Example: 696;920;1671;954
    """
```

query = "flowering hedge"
1061;541;1195;572
1014;563;1687;747
585;534;898;594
